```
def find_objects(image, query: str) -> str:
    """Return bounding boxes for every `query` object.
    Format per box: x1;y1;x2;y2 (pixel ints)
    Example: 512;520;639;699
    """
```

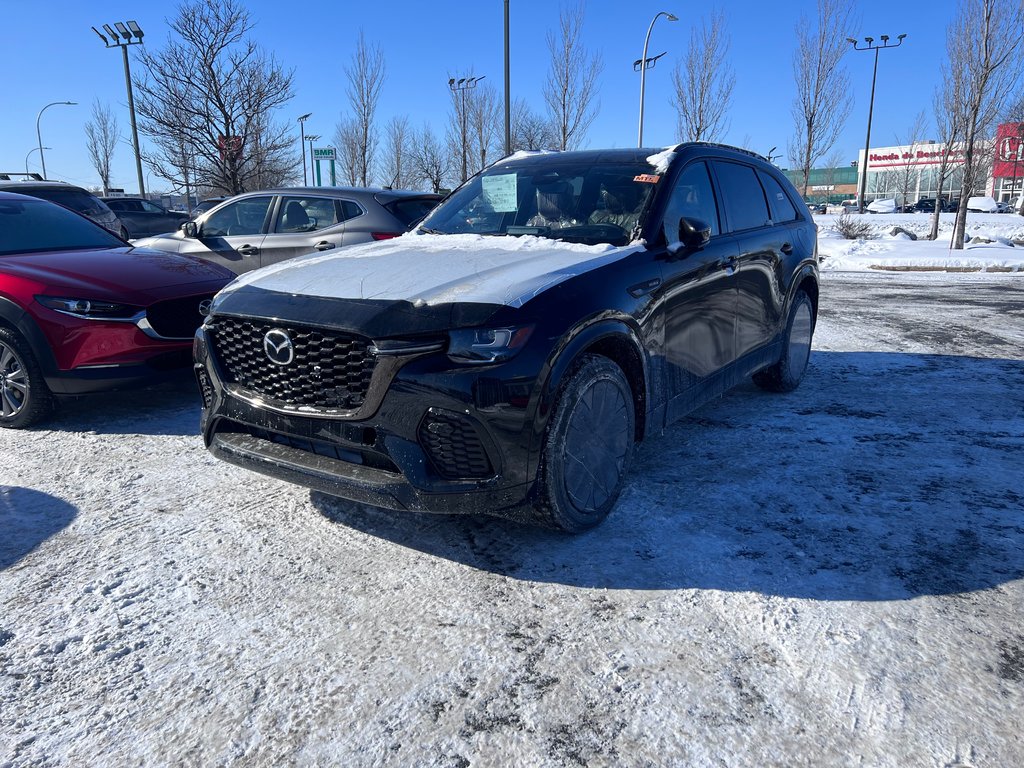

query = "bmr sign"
312;147;336;161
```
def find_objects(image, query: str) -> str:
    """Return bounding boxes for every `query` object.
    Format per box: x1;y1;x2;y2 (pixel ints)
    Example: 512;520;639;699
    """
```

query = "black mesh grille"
208;316;375;410
146;294;215;339
419;410;493;480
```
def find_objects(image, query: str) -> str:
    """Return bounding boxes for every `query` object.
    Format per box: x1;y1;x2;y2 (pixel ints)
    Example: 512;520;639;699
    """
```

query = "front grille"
419;409;493;480
208;316;375;410
146;294;214;339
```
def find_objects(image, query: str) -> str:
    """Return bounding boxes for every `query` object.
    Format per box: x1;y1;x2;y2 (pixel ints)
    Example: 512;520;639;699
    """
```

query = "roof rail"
0;172;44;181
676;142;769;162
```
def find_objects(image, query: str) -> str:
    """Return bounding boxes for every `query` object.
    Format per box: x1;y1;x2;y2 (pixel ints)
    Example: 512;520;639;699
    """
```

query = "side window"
339;200;363;221
664;161;720;238
759;172;798;223
201;196;272;237
140;200;164;214
712;161;771;232
275;196;341;233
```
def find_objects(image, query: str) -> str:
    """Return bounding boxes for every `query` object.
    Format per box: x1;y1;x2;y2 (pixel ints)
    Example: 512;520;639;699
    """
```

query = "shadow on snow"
0;486;78;571
312;350;1024;600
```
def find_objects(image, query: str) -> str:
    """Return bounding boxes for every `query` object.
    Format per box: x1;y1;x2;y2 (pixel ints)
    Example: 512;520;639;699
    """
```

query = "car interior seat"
282;201;311;232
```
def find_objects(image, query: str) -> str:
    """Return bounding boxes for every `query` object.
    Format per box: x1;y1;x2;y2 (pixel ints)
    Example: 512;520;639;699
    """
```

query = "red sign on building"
993;122;1024;179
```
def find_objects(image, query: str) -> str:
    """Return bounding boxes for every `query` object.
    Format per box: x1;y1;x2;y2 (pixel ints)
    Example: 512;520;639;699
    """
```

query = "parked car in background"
194;143;819;531
101;197;190;239
134;187;443;274
866;198;897;214
0;191;233;428
912;197;948;213
191;196;231;216
0;179;125;237
966;196;999;213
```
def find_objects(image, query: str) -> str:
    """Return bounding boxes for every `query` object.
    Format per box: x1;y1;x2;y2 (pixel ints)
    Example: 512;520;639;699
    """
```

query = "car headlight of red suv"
35;296;141;320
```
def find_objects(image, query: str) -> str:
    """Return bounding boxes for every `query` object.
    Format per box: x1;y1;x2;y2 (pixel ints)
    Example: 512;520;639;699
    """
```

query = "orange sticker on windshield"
634;174;660;184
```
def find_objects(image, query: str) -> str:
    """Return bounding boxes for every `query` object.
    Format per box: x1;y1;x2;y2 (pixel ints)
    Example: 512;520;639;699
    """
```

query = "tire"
753;289;815;393
120;227;131;241
0;328;55;429
534;355;636;532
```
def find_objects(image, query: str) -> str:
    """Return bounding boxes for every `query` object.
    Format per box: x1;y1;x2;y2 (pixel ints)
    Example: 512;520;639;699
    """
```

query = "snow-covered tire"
753;289;815;393
534;355;635;533
0;327;54;429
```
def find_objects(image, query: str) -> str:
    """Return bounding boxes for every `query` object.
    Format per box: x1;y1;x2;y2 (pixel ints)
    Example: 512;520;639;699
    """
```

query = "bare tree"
892;111;929;209
927;83;964;239
788;0;855;197
84;99;119;194
134;0;297;195
510;98;557;152
380;115;413;188
411;125;453;193
544;1;603;150
334;118;362;186
342;31;385;187
946;0;1024;248
469;82;501;172
671;11;736;143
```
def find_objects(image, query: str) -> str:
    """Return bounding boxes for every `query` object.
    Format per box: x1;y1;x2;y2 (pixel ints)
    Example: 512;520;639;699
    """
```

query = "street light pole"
306;135;321;186
504;0;511;156
636;11;677;148
848;34;907;214
25;146;51;176
92;21;147;196
448;76;485;183
297;113;312;186
35;102;76;180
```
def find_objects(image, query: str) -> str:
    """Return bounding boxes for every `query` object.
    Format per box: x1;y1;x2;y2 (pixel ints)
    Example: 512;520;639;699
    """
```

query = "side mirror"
182;221;198;238
667;216;711;257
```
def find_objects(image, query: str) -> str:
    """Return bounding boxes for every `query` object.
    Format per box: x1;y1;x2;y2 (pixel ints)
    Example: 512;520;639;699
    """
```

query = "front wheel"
753;289;815;393
534;355;635;532
0;328;54;429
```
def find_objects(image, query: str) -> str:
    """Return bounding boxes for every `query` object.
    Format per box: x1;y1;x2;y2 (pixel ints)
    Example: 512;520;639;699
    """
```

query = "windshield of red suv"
0;196;125;255
420;159;660;246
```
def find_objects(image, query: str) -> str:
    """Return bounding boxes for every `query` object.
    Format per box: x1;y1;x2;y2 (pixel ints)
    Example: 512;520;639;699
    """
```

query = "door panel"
183;196;273;273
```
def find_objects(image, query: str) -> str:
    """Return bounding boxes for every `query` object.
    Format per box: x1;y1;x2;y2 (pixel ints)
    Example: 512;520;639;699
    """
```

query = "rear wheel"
753;289;814;393
0;328;54;429
534;355;635;532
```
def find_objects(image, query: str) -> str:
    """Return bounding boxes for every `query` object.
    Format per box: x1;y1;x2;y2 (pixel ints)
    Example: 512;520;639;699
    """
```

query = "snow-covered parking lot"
2;269;1023;766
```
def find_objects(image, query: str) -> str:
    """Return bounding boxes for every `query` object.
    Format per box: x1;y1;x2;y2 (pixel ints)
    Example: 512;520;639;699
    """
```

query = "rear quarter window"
758;172;799;223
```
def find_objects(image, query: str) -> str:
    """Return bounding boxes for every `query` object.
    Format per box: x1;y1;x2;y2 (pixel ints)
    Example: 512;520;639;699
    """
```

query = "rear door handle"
780;242;794;255
237;244;259;256
314;241;336;251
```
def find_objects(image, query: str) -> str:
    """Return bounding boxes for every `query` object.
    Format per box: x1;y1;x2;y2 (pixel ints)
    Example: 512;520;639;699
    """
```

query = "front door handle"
314;241;336;251
237;244;259;256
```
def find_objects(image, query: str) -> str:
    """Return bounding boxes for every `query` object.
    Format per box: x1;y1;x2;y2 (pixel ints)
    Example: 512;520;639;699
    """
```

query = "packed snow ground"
2;272;1023;766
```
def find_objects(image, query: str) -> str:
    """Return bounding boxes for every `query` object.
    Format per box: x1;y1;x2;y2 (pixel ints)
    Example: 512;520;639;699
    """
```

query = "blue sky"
1;0;955;193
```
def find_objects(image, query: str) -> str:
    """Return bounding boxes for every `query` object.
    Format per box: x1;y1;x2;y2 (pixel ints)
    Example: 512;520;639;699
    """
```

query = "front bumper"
195;326;539;516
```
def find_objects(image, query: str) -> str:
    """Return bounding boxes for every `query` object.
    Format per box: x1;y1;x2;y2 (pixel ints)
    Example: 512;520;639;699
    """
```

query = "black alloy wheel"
0;328;54;429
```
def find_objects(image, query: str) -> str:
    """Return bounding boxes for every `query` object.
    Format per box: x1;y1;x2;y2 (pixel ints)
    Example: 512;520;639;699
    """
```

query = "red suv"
0;191;234;428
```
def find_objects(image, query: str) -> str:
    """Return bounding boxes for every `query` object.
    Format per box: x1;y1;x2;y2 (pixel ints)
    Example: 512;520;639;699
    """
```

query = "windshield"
420;158;660;246
21;186;113;218
0;197;125;255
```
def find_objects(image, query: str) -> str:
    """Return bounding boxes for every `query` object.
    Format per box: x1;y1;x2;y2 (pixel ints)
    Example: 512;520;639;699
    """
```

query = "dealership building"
785;122;1024;206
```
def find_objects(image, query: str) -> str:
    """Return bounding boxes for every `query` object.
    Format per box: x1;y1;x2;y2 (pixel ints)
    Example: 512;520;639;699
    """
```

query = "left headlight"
35;296;141;320
447;326;534;364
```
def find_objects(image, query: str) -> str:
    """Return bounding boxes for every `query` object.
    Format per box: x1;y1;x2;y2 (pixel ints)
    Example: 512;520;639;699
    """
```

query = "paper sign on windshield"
482;174;518;212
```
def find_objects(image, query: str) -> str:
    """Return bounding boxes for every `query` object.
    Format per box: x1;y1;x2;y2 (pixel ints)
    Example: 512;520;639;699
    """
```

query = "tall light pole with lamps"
305;135;321;186
636;11;677;148
297;113;312;185
36;102;76;180
848;34;907;214
448;76;485;183
92;21;147;196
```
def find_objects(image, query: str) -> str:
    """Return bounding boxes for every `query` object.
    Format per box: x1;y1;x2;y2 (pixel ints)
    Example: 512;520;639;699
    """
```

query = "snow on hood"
221;232;644;309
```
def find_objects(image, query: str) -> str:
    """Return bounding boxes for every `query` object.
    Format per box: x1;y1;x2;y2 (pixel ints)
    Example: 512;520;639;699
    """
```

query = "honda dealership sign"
993;123;1024;179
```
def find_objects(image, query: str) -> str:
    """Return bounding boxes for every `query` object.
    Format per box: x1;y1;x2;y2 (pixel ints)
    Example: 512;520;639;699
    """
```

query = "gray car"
133;187;442;273
101;197;189;239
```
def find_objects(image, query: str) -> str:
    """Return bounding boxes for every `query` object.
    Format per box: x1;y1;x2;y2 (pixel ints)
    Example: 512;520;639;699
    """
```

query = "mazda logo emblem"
264;329;295;365
198;299;213;316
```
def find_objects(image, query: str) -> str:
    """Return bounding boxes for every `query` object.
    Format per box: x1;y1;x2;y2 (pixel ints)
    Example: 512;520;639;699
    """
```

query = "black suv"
194;144;819;531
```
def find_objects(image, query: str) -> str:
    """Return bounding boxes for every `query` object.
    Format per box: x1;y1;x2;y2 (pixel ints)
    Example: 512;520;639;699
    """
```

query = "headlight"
447;326;534;364
35;296;140;320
